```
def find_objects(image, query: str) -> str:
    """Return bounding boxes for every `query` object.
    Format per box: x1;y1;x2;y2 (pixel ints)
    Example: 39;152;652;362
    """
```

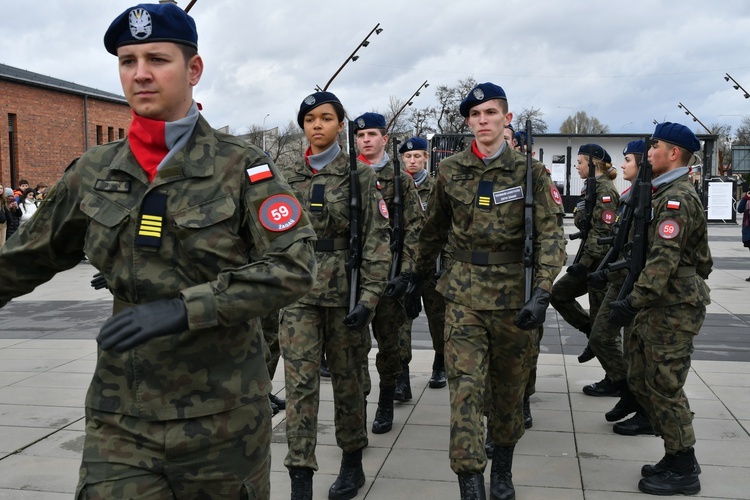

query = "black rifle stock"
346;121;362;313
390;139;404;281
569;151;597;265
522;120;534;302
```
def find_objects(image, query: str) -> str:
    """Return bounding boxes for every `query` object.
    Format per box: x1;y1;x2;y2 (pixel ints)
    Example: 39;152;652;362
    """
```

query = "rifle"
610;140;653;301
346;121;362;313
389;139;404;281
569;149;597;265
522;120;534;302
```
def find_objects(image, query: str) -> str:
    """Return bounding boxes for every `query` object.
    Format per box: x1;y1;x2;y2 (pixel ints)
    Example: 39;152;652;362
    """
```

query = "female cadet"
278;92;391;500
549;144;620;391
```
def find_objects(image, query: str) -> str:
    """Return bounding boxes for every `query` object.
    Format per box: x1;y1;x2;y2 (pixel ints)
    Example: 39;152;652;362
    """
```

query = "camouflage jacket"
281;150;390;310
414;172;434;213
629;171;712;308
573;175;620;269
416;145;566;310
374;159;425;275
0;115;317;421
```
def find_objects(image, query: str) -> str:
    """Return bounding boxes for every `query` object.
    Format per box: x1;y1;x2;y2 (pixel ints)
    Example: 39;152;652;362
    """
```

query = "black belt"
315;237;350;252
452;250;523;266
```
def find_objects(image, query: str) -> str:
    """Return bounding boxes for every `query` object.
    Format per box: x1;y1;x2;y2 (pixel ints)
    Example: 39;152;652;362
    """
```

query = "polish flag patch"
667;200;681;210
602;195;612;203
246;164;274;184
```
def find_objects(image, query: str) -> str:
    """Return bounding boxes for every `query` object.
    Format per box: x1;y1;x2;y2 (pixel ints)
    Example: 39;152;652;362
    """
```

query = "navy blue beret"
578;143;611;163
297;91;342;128
623;139;646;156
459;82;507;117
514;130;534;145
505;123;515;134
353;112;387;132
652;122;700;152
104;3;198;56
398;137;428;154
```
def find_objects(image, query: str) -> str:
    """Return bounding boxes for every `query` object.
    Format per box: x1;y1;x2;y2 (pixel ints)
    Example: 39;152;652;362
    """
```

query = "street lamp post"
262;113;270;153
385;80;430;134
677;102;711;134
316;23;383;92
724;73;750;99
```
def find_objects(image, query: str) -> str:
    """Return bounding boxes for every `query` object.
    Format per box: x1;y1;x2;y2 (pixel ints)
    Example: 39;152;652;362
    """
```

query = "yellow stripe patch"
478;196;492;207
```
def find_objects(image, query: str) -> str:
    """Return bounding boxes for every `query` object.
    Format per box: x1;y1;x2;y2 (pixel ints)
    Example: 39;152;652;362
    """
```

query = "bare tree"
734;116;750;145
405;106;437;137
559;111;610;134
239;120;307;168
512;107;548;134
434;77;476;134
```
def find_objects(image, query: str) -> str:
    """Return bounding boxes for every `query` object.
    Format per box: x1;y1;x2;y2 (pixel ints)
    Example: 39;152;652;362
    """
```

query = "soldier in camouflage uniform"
394;136;447;400
550;144;620;396
278;92;391;500
405;82;566;500
353;113;425;435
0;4;318;499
610;122;711;496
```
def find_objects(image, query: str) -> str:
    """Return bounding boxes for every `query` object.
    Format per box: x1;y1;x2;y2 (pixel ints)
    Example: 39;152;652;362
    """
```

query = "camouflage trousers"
589;281;629;382
627;303;704;454
261;311;281;379
398;282;446;364
371;295;408;388
75;403;271;499
549;269;605;333
523;326;543;396
279;304;370;470
445;301;533;475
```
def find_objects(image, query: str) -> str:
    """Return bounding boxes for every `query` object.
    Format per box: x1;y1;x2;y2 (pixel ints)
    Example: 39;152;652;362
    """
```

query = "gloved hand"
404;275;424;320
384;272;411;299
429;268;447;287
97;298;189;352
608;296;639;327
566;263;587;278
513;287;551;330
343;303;372;330
91;272;108;290
587;269;609;290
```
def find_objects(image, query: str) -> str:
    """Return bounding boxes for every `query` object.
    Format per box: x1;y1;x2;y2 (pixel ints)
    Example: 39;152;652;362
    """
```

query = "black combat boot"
328;448;366;500
613;409;654;436
320;353;331;378
490;445;515;500
458;473;486;500
372;385;395;434
394;363;412;401
577;325;595;363
605;380;638;422
269;397;279;416
638;448;701;496
429;353;447;388
269;392;286;410
523;396;532;429
289;467;313;500
582;375;621;397
642;448;702;477
484;430;495;457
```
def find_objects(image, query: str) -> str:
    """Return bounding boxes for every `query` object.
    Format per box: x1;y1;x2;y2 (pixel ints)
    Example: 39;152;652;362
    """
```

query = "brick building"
0;62;131;190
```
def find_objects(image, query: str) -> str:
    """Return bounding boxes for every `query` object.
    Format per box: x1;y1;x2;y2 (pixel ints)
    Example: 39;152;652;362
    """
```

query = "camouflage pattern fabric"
523;327;543;396
278;148;389;469
550;272;606;332
261;311;281;379
625;172;712;454
76;403;272;499
0;114;317;497
589;279;629;382
279;304;371;470
414;145;565;474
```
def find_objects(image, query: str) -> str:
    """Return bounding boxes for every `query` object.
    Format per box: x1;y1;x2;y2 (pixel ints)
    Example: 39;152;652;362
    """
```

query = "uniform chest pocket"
80;192;131;271
316;190;350;235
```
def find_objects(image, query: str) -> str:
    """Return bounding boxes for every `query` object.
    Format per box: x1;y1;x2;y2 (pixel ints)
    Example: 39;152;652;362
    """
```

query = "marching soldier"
0;4;318;498
405;82;566;500
609;122;711;496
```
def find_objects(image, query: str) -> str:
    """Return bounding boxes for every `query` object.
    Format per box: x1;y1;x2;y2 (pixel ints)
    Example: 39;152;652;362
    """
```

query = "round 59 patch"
657;219;680;239
379;199;390;219
550;185;563;205
259;194;302;232
601;209;616;225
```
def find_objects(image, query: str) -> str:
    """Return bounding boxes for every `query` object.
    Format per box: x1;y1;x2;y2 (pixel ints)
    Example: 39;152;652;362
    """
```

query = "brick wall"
0;80;131;189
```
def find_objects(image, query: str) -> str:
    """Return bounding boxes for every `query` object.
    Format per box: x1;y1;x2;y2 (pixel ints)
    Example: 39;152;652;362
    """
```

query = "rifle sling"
453;250;523;266
314;238;350;252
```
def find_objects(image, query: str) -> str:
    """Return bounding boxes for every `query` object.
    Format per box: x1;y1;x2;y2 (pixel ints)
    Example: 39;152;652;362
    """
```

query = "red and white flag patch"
602;195;612;203
657;219;681;240
667;200;681;210
246;164;274;184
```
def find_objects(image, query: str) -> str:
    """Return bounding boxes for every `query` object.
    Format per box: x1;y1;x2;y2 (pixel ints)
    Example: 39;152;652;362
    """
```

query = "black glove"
608;296;639;327
91;272;108;290
566;263;587;278
384;272;411;299
587;269;609;290
97;298;189;352
343;303;371;330
404;275;424;320
513;287;551;330
429;268;447;287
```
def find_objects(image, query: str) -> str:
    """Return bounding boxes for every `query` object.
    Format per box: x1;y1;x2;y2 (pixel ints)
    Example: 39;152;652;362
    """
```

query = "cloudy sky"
3;0;750;137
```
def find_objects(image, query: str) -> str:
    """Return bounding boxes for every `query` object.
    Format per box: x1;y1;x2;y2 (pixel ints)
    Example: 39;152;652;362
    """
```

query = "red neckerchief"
357;153;372;165
471;140;486;160
303;146;318;174
128;111;168;182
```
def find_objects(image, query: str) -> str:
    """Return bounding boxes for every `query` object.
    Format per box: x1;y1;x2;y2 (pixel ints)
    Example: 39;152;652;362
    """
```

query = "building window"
108;127;114;143
96;125;102;145
118;128;125;139
8;114;18;186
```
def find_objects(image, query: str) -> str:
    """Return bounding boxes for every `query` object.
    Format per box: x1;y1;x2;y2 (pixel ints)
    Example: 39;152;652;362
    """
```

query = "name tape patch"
493;186;524;205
